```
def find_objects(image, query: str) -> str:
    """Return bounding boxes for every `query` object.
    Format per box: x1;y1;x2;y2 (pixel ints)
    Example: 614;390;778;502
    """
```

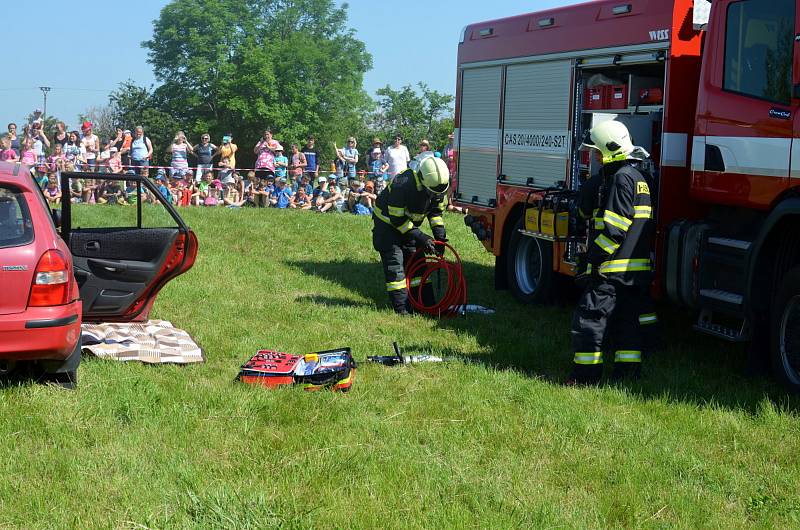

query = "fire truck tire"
770;266;800;393
506;216;554;304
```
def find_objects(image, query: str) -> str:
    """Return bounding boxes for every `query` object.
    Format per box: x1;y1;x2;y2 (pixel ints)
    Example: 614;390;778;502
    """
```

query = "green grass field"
2;206;800;528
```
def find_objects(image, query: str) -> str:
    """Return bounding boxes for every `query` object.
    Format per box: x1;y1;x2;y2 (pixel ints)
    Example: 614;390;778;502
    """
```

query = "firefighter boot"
388;289;411;315
564;364;603;386
609;362;641;382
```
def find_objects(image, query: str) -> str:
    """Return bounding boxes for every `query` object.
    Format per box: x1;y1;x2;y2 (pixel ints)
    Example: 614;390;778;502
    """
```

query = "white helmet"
417;157;450;195
582;120;648;164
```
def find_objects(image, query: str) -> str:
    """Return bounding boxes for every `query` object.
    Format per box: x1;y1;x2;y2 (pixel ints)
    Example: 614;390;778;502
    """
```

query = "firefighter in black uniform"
569;120;656;384
372;157;450;314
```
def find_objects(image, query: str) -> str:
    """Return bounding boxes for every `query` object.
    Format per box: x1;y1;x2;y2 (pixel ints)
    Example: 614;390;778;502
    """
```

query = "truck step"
693;309;750;342
707;237;752;251
698;289;744;306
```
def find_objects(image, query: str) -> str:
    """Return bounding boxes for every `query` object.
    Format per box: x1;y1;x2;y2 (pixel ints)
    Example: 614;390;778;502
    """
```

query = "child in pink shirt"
19;138;36;165
0;136;18;162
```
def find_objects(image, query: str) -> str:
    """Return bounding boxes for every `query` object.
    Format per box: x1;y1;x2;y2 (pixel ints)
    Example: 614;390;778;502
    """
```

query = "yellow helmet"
417;157;450;195
582;120;635;165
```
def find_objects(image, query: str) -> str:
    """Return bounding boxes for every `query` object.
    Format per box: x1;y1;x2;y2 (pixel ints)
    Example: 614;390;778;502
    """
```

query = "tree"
142;0;373;169
373;83;454;153
79;105;116;144
108;81;181;165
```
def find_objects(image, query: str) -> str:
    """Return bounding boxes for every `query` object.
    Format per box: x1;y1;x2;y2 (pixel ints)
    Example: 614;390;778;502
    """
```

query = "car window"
0;186;34;249
723;0;794;105
68;175;180;230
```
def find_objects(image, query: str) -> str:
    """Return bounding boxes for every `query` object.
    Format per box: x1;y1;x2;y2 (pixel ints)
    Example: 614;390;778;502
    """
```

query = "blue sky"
0;0;567;129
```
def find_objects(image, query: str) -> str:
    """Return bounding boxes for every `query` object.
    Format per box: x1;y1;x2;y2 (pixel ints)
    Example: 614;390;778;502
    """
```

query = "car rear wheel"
506;216;555;304
771;267;800;393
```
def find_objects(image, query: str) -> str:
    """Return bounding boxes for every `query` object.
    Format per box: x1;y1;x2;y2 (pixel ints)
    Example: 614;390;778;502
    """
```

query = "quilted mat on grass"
81;320;204;364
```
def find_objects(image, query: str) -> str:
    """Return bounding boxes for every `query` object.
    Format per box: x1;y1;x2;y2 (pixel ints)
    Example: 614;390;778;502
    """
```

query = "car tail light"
28;250;71;307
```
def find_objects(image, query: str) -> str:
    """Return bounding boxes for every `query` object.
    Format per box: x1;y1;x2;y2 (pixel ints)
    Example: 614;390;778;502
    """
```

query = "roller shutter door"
501;60;572;189
456;67;501;206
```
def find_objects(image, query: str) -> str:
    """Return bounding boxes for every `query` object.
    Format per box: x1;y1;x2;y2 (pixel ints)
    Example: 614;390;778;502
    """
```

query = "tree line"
82;0;453;170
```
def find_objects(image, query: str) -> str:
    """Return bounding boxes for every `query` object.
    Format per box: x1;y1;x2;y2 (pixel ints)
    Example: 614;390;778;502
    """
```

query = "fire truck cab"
454;0;800;390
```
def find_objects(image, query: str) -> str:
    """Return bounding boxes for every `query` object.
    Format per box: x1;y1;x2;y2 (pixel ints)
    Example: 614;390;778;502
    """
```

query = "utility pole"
39;86;51;118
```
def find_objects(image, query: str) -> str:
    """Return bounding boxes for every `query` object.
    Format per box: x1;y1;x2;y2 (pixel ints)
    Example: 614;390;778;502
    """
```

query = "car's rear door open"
59;172;198;322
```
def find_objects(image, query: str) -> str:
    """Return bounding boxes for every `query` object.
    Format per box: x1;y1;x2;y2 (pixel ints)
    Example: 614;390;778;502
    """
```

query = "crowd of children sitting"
60;167;378;214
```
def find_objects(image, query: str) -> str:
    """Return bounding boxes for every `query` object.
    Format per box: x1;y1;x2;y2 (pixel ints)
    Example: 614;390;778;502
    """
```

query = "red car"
0;163;198;387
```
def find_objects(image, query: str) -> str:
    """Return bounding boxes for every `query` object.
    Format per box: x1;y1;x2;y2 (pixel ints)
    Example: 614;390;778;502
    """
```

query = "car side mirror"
51;208;62;229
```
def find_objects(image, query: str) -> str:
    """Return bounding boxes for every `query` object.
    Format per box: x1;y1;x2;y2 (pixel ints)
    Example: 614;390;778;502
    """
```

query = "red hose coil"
405;241;468;318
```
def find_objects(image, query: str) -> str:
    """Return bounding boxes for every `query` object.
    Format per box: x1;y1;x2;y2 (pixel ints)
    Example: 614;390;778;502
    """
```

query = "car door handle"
85;241;101;252
87;258;127;273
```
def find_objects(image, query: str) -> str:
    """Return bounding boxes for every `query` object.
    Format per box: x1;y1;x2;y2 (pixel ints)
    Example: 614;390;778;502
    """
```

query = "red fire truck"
453;0;800;389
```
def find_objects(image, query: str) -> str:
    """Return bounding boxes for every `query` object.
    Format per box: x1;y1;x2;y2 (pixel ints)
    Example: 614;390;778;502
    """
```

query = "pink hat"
211;179;222;189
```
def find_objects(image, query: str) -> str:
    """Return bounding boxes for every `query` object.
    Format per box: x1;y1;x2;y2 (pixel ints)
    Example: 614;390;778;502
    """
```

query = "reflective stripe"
405;209;425;221
603;210;632;231
374;209;392;225
409;277;432;288
599;258;651;274
574;352;603;365
386;280;406;292
634;205;653;219
398;221;414;234
594;218;605;230
639;313;658;325
388;205;405;217
614;350;642;363
595;234;619;255
429;216;444;227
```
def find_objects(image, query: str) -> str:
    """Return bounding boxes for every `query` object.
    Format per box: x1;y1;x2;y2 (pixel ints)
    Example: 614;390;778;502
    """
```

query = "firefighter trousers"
570;279;645;382
372;220;434;313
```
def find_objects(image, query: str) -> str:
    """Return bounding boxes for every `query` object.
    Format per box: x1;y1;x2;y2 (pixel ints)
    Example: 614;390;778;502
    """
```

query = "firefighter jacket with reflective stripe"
374;168;447;242
586;162;654;287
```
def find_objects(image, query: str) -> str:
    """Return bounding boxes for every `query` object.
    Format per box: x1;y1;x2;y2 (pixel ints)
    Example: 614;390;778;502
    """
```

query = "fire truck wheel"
771;266;800;393
506;216;554;304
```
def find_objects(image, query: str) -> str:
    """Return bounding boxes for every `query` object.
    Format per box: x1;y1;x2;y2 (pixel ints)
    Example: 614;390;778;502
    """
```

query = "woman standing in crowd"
217;133;237;173
52;122;69;149
80;122;100;172
124;126;153;176
7;123;20;156
169;131;194;178
64;131;85;167
193;133;217;182
30;121;50;163
254;129;277;179
384;134;410;178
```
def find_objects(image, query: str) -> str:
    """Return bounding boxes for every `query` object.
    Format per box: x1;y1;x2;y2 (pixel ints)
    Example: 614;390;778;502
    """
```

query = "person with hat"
368;140;389;194
269;177;293;209
273;144;288;180
107;147;123;174
372;156;450;314
80;121;100;172
567;120;656;385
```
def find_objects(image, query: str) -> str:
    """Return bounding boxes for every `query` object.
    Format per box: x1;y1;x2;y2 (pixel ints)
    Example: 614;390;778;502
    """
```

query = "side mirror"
51;208;62;229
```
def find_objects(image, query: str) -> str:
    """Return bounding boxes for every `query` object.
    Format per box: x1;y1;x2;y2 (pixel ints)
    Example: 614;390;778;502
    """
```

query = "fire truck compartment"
455;49;667;210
